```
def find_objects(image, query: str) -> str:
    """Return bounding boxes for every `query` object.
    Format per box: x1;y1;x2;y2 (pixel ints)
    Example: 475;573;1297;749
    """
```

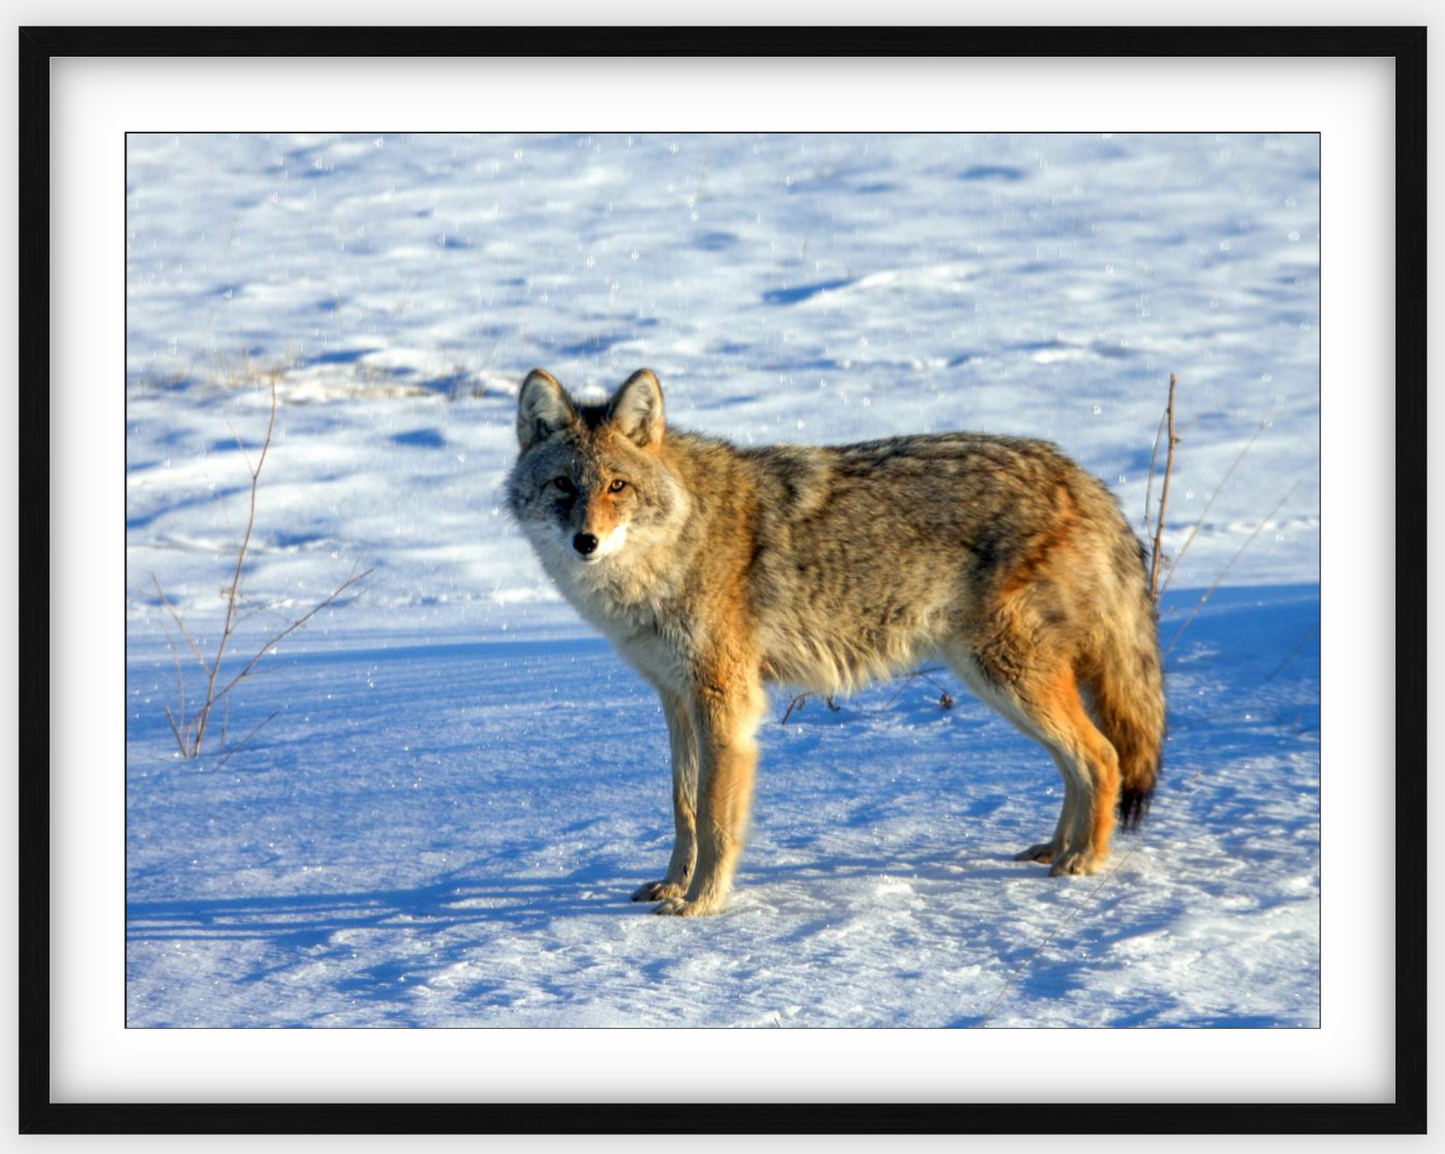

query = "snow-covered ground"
126;133;1319;1027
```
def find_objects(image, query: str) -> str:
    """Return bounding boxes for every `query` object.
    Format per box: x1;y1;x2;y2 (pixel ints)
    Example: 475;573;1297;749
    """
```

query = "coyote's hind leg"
948;645;1120;876
1018;666;1121;876
1014;757;1078;864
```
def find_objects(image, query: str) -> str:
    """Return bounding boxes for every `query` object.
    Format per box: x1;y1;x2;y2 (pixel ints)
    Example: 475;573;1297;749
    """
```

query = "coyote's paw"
1049;849;1103;877
631;880;686;902
1014;842;1059;864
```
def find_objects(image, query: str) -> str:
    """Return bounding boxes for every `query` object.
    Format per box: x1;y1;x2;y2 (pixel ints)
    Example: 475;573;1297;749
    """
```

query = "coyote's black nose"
573;533;599;556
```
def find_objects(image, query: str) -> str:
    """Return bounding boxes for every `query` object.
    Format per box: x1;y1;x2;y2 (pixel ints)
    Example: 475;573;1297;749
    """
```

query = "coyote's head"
506;369;689;574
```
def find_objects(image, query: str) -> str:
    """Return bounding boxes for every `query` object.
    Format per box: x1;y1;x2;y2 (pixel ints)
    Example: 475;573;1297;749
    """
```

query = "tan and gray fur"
507;368;1166;917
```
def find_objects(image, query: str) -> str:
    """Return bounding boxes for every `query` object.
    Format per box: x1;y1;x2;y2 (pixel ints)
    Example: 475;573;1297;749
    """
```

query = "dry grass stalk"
1156;419;1266;601
1163;480;1299;659
1148;373;1179;602
778;692;840;724
154;378;372;759
1141;409;1167;534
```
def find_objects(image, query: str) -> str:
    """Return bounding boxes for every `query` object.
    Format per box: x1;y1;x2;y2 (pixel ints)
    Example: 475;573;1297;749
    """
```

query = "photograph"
123;130;1322;1030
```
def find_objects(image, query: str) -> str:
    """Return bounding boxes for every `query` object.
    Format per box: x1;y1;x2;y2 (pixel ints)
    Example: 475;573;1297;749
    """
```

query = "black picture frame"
24;25;1425;1135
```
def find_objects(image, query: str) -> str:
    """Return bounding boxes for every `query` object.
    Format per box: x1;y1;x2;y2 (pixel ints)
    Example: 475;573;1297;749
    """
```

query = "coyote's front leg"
653;669;764;917
631;691;698;903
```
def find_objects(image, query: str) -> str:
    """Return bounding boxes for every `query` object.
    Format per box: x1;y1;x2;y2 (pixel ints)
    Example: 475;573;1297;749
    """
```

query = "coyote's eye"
608;479;629;494
552;476;576;496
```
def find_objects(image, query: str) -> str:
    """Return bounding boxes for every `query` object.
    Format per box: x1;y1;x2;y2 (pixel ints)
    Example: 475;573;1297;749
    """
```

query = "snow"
126;132;1319;1028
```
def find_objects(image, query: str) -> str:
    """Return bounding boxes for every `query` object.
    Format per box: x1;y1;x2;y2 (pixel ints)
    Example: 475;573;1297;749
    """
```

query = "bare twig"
1147;374;1178;602
779;693;811;724
162;702;185;758
1141;408;1167;533
207;567;373;709
154;592;198;756
875;666;949;712
1163;481;1300;659
215;710;281;770
189;381;278;757
152;378;371;761
1261;622;1320;685
1157;420;1267;600
152;574;209;677
779;691;841;724
228;421;255;476
156;616;188;748
232;596;294;632
1175;618;1321;791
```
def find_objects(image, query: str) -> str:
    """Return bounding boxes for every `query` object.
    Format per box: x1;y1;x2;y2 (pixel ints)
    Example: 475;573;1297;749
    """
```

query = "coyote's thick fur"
507;369;1166;916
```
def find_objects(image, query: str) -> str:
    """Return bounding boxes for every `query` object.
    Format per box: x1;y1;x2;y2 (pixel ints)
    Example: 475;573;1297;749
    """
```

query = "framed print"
25;25;1424;1134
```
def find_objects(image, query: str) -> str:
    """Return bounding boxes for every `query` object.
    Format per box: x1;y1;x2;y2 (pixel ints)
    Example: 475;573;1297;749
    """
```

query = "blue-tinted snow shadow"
126;862;633;949
390;427;447;448
124;846;1046;1022
305;347;381;366
127;587;1318;1023
127;484;249;530
958;164;1027;182
762;278;854;306
1158;583;1318;673
124;634;616;748
125;857;682;1020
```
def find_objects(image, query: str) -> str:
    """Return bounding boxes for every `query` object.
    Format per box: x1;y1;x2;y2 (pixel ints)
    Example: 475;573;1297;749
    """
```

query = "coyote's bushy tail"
1085;575;1167;830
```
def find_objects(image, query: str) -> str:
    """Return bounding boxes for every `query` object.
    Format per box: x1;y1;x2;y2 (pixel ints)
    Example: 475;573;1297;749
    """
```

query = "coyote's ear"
516;369;576;450
607;369;665;449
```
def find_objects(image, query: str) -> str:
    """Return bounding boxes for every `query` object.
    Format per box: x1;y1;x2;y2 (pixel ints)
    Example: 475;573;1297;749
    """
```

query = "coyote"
507;368;1165;917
